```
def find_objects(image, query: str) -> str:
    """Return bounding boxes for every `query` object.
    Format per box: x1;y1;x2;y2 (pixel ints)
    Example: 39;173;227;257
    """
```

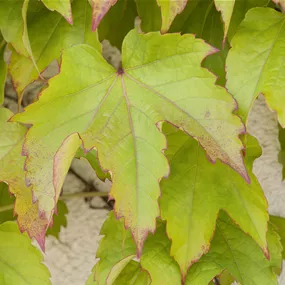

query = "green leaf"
0;38;7;105
218;270;236;285
278;124;285;180
89;0;118;31
93;211;137;285
270;215;285;259
0;222;51;285
160;125;268;276
75;148;110;181
46;200;68;239
98;0;137;49
214;0;235;39
13;30;247;252
0;107;48;249
226;7;285;126
9;0;101;97
41;0;73;23
0;182;15;224
157;0;187;33
186;213;280;285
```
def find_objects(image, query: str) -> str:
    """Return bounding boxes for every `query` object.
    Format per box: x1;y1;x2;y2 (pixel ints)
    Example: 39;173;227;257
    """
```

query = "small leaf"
0;221;51;285
0;183;15;224
0;107;48;249
186;213;280;285
9;0;101;97
0;37;7;105
98;0;137;49
46;200;68;239
270;215;285;259
278;124;285;180
89;0;118;31
157;0;187;33
13;30;247;252
160;125;268;276
214;0;235;39
227;7;285;126
41;0;73;24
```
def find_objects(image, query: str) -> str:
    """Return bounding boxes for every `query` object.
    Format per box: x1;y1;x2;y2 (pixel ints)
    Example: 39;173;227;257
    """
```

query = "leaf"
0;107;48;249
278;124;285;180
93;211;137;284
12;30;247;252
160;125;268;276
157;0;188;33
0;38;7;105
98;0;137;49
218;270;236;285
41;0;73;24
0;183;15;224
186;213;280;285
46;200;68;239
226;7;285;126
270;215;285;259
0;221;51;285
89;0;118;31
140;221;182;285
214;0;235;39
9;0;101;97
75;148;110;181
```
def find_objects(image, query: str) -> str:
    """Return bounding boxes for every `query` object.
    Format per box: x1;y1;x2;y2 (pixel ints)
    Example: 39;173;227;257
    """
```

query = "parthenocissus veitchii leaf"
12;29;248;253
41;0;73;24
9;0;101;98
0;221;51;285
0;107;48;249
160;125;268;277
227;7;285;126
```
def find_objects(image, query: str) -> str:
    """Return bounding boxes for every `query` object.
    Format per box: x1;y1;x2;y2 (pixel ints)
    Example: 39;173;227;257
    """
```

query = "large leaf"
0;38;7;105
41;0;73;23
157;0;187;33
160;125;268;276
9;0;101;97
0;222;51;285
98;0;137;49
0;107;48;248
13;30;247;252
214;0;235;39
186;213;281;285
89;0;118;31
278;123;285;180
226;7;285;126
0;182;15;224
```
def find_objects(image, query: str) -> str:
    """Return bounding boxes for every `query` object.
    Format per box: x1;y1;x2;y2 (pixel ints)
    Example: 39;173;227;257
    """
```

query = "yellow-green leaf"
0;222;51;285
41;0;73;23
160;125;268;276
227;7;285;126
13;30;247;252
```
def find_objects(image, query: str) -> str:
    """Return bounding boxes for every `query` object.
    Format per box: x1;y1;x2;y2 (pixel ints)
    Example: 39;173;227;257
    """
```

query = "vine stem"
0;191;109;213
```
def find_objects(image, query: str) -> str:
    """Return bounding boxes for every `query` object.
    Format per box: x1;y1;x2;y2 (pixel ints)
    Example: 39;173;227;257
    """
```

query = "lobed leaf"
9;0;101;97
160;125;268;276
89;0;118;31
0;107;48;248
41;0;73;24
13;30;247;252
227;7;285;126
0;222;51;285
185;213;281;285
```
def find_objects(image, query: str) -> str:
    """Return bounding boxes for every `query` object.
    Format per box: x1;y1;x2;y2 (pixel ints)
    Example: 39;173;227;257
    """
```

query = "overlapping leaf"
0;107;48;248
160;125;268;276
227;7;285;126
13;30;247;252
0;222;51;285
270;215;285;259
9;0;101;97
0;182;15;224
89;0;118;31
186;213;281;285
41;0;73;23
